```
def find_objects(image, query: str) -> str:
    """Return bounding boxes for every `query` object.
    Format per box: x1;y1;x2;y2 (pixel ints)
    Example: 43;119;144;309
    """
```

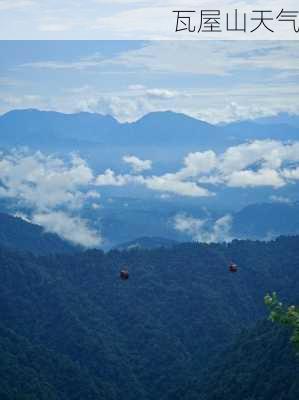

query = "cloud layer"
2;41;299;124
1;139;299;246
123;154;152;173
95;140;299;196
0;150;101;247
174;213;233;243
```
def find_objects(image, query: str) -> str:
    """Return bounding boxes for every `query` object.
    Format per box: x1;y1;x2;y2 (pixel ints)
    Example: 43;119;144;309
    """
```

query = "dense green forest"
172;321;299;400
0;235;298;399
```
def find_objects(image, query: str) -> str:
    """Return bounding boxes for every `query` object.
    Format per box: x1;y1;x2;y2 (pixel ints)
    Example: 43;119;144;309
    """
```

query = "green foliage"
265;292;299;351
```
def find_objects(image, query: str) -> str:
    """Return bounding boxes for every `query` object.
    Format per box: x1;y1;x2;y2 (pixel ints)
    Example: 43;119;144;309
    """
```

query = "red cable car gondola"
229;262;238;273
120;269;129;280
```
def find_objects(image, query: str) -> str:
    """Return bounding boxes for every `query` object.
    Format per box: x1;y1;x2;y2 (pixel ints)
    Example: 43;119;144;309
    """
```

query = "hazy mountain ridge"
1;197;299;253
233;201;299;239
253;112;299;129
88;200;299;248
114;236;178;250
1;109;299;152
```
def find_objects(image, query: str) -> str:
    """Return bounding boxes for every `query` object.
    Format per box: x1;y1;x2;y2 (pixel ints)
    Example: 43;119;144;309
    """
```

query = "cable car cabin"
229;263;238;273
120;270;129;280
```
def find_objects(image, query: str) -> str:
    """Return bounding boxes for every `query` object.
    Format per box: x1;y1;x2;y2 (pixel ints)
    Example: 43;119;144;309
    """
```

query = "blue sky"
1;40;299;123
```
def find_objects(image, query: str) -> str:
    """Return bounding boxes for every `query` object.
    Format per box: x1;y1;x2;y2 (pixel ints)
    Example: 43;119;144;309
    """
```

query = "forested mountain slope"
174;321;299;400
233;202;299;239
0;213;77;255
0;237;298;399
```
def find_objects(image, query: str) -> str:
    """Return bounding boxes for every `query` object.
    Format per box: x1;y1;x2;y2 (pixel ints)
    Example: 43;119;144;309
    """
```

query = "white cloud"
0;150;102;248
1;94;47;110
21;53;104;70
104;41;299;76
145;88;178;99
2;139;299;247
176;151;218;179
174;213;233;243
144;174;212;197
123;154;152;173
149;140;299;192
212;215;234;243
184;140;299;189
270;195;292;204
226;168;285;188
86;190;101;199
82;88;299;124
20;41;299;76
94;159;213;197
32;211;101;247
5;40;299;123
73;87;181;122
78;94;152;122
281;167;299;180
0;151;94;210
173;213;206;237
220;140;299;174
93;141;299;197
95;169;133;186
3;137;299;247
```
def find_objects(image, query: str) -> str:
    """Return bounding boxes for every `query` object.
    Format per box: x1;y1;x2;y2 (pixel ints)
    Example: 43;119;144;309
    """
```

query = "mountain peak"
1;108;118;123
135;110;212;127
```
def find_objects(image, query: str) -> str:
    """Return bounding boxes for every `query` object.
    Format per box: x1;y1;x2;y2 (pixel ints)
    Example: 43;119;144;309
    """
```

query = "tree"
265;292;299;353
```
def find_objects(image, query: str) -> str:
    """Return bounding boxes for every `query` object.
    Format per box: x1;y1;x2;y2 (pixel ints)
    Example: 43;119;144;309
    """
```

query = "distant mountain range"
96;200;299;247
253;112;299;129
232;201;299;239
1;110;298;160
